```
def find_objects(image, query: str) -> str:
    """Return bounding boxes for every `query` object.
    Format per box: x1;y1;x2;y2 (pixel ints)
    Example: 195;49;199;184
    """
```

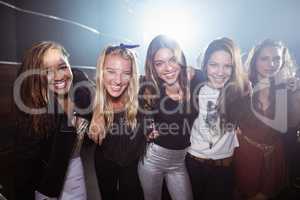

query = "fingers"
97;130;105;145
71;116;77;127
87;125;96;143
88;124;99;144
152;130;159;139
147;130;159;142
88;123;106;145
236;127;242;135
89;110;106;145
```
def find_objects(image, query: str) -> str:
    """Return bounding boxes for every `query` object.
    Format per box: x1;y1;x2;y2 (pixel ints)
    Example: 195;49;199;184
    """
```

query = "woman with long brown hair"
234;39;299;199
186;37;249;200
138;35;204;200
14;41;98;199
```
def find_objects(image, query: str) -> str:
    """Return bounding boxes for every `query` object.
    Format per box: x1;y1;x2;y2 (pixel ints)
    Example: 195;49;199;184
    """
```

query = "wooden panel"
0;63;19;126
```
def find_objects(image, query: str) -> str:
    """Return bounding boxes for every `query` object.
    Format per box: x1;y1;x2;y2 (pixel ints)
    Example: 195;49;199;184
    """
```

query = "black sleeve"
190;69;205;88
14;125;43;199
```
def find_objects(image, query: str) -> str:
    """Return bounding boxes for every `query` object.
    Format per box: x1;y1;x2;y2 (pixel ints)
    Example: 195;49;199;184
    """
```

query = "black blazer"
14;69;101;199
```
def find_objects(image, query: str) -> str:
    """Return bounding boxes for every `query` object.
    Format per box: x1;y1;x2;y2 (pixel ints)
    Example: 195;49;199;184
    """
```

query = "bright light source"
142;6;197;49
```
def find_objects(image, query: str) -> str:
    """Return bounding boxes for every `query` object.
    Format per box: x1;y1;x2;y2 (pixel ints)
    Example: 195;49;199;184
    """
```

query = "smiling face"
255;46;283;80
153;48;181;86
103;54;132;99
43;48;73;95
206;50;233;89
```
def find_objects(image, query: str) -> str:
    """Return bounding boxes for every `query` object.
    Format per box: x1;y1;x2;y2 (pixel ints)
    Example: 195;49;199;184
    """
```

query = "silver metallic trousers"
138;143;193;200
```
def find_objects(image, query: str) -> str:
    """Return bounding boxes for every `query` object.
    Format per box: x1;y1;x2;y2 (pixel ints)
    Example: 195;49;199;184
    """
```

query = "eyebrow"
44;59;67;71
207;61;218;64
104;66;116;70
153;56;176;62
58;58;67;66
105;66;131;72
153;59;165;62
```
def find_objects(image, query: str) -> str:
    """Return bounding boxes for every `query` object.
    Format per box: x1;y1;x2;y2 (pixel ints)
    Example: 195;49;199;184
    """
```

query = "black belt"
187;153;233;167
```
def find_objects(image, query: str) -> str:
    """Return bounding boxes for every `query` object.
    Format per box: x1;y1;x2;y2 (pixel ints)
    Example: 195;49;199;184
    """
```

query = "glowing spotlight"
142;6;196;48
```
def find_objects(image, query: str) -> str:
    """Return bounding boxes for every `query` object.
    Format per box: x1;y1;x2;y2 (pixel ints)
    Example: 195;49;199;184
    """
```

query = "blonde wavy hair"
93;45;139;130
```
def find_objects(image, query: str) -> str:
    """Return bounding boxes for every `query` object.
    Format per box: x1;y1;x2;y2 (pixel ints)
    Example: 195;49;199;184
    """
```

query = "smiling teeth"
54;81;66;89
111;86;121;91
214;77;225;80
165;72;175;78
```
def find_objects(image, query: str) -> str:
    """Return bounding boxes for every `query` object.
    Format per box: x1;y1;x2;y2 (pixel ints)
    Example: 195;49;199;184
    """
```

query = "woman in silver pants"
138;143;193;200
138;35;204;200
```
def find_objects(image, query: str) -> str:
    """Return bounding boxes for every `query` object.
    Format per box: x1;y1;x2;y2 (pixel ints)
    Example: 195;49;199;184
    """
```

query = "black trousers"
185;155;234;200
284;128;300;187
95;155;143;200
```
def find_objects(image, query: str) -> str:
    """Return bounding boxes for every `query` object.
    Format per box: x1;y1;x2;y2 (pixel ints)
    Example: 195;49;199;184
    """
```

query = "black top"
148;69;205;150
95;111;149;166
15;69;94;199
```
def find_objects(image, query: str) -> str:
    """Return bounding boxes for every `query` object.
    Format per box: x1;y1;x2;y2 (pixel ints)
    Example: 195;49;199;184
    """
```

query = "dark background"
1;0;300;70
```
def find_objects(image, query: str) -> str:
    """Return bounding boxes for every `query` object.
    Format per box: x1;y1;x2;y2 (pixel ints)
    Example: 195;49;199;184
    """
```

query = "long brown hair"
201;37;247;93
246;39;295;86
144;35;190;108
16;41;69;136
246;39;296;117
201;37;249;125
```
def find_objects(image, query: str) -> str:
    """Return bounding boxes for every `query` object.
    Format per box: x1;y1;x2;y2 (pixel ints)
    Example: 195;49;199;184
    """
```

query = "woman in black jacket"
88;44;148;200
14;41;100;199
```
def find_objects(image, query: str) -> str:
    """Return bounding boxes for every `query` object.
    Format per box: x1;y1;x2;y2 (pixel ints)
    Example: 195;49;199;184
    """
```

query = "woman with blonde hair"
89;44;148;200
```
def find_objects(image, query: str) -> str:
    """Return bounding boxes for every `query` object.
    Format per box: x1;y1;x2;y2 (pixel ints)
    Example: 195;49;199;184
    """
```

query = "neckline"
204;83;221;91
163;89;183;103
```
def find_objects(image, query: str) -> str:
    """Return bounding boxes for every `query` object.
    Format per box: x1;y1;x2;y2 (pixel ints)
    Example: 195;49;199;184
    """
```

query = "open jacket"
14;69;101;199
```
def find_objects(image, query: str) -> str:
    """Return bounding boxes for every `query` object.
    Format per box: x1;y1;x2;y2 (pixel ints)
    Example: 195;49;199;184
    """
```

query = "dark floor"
275;186;300;200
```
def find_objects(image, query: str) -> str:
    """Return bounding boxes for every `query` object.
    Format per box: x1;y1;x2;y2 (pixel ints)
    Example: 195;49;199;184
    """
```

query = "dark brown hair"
246;39;295;86
144;35;189;108
16;41;69;136
202;37;249;126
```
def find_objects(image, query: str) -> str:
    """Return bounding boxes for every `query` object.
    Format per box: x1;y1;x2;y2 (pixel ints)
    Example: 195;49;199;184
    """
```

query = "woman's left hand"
88;114;106;145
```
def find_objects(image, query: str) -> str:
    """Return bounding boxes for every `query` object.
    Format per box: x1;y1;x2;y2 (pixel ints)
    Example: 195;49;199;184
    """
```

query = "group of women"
14;34;300;200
